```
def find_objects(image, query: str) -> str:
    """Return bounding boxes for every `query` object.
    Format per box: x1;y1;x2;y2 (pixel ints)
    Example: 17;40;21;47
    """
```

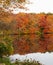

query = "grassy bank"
0;57;42;65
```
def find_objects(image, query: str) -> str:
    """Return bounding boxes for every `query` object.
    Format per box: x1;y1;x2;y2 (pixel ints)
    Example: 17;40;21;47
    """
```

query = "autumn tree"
0;0;29;12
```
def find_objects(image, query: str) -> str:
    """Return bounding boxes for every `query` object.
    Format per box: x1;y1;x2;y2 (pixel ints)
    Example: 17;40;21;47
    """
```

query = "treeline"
0;11;53;54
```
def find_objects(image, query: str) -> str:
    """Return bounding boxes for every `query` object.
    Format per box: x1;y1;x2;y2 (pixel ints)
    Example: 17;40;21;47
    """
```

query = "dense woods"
0;10;53;54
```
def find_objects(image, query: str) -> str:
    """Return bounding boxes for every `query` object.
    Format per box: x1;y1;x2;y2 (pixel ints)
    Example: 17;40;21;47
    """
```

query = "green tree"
0;36;14;58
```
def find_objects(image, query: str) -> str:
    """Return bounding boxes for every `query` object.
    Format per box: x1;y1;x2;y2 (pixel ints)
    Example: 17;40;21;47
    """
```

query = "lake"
10;52;53;65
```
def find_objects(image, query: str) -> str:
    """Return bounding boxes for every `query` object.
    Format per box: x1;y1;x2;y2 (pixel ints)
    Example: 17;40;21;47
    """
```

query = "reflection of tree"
0;12;53;54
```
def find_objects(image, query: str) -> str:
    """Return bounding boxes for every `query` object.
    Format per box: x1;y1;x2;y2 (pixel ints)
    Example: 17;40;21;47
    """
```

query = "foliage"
0;57;42;65
0;12;53;54
0;57;11;65
0;0;28;12
0;36;14;57
13;59;42;65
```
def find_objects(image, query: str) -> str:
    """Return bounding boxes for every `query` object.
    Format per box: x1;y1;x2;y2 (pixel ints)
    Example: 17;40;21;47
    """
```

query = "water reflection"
13;34;53;54
0;34;53;54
